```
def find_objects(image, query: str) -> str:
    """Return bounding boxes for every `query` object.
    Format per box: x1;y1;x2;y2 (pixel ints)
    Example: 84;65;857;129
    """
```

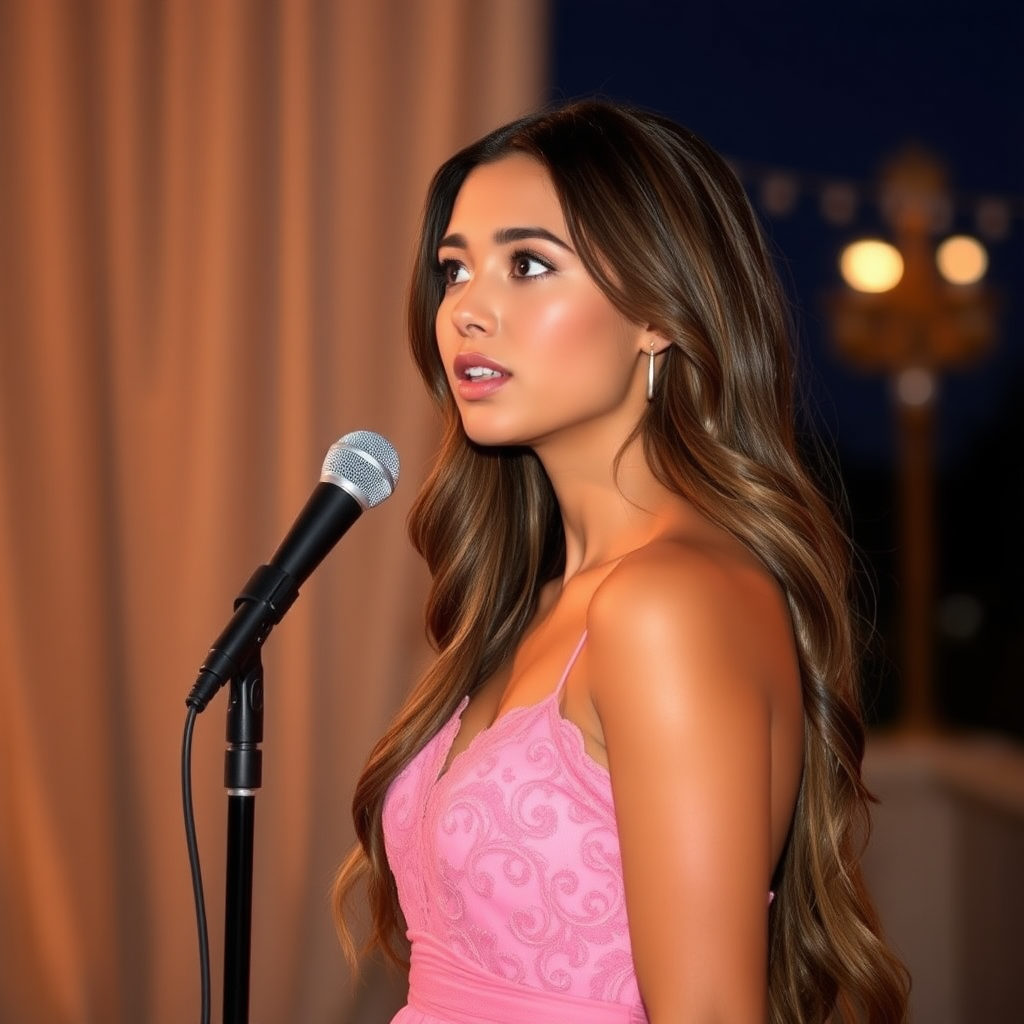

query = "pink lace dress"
382;633;648;1024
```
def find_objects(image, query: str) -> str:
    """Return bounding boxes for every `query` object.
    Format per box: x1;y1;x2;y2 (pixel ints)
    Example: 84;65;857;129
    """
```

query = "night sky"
548;0;1024;734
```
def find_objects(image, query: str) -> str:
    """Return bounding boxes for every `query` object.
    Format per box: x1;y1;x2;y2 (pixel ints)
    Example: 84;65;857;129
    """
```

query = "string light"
733;161;1022;242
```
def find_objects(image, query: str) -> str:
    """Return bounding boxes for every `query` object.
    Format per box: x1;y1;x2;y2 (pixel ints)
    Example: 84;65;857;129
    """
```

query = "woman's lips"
452;352;511;400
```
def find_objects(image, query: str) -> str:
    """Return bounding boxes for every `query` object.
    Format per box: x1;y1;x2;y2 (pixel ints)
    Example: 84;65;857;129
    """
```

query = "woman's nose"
450;278;498;336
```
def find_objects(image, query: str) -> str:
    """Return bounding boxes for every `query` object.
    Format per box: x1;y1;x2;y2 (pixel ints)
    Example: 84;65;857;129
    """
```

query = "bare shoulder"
588;537;795;692
585;538;802;1020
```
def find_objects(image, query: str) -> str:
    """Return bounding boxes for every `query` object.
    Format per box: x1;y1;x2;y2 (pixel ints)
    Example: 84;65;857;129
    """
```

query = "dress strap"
555;630;588;696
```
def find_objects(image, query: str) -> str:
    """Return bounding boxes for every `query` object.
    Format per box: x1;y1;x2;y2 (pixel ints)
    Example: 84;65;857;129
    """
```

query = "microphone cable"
182;705;212;1024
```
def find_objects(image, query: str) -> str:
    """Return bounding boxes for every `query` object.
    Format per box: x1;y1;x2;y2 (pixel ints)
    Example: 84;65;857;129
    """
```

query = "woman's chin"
458;414;532;449
463;428;528;450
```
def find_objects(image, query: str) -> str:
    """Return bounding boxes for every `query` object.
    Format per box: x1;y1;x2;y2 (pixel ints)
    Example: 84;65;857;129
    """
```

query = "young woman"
334;99;908;1024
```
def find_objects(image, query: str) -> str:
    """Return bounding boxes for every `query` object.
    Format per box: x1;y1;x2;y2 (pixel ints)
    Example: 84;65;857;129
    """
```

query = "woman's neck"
534;433;693;582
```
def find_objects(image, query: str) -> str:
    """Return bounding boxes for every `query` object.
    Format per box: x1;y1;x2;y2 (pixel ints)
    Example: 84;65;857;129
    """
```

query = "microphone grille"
321;430;400;509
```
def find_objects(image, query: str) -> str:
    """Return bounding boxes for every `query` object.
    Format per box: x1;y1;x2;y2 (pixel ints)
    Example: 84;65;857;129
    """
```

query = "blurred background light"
896;366;937;407
936;234;989;285
840;239;905;293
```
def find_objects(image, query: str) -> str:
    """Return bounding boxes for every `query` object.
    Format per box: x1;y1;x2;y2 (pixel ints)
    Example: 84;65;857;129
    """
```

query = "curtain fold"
0;2;547;1021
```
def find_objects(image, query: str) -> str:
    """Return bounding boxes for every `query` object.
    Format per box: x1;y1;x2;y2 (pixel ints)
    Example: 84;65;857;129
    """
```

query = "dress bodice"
382;633;647;1020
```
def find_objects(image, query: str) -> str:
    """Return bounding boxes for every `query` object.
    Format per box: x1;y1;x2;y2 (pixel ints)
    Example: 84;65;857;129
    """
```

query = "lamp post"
827;147;997;732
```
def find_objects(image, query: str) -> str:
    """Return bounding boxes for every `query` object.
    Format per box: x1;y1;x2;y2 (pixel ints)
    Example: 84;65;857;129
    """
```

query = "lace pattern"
384;684;644;1009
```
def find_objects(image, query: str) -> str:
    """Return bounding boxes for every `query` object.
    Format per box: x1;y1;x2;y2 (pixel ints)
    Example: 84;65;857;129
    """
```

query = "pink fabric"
393;930;648;1024
383;632;649;1023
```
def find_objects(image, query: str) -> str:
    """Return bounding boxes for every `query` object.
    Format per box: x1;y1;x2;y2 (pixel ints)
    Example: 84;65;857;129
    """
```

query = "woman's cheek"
528;295;593;358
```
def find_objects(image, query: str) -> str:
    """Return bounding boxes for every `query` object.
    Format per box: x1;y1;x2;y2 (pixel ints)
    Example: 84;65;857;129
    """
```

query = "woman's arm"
588;541;800;1024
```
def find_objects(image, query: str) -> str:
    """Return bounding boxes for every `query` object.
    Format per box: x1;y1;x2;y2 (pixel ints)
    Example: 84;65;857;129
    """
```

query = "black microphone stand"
185;432;399;1023
222;648;264;1024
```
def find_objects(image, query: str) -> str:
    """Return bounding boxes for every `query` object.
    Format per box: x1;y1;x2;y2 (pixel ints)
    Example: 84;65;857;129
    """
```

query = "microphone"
186;430;399;712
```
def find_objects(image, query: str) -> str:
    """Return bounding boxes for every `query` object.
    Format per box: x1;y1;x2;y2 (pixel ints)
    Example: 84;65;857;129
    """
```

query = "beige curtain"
0;2;547;1021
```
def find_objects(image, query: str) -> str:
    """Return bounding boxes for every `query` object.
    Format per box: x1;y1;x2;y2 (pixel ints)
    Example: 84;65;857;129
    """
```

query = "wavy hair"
334;99;908;1023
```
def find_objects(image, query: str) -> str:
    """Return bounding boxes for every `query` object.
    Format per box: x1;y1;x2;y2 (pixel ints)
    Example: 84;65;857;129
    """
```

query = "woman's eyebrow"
437;226;574;252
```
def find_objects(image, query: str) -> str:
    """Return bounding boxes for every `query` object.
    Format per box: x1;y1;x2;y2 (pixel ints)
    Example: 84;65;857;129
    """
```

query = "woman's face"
434;154;654;452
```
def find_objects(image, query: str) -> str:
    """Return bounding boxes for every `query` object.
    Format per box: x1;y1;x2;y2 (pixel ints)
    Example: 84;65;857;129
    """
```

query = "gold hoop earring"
646;343;656;402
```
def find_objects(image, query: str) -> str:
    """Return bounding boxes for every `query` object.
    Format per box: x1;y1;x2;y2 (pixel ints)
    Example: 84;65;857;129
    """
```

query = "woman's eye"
439;259;469;286
511;252;552;279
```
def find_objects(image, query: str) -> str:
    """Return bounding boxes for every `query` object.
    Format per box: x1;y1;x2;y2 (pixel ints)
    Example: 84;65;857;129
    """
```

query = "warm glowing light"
936;235;988;285
840;240;904;293
896;367;936;407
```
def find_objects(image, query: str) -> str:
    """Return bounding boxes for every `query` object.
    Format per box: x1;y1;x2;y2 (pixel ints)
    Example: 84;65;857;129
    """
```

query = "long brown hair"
334;99;909;1023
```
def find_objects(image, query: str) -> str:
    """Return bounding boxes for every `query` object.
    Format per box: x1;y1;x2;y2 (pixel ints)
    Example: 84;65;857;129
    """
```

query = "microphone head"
321;430;400;509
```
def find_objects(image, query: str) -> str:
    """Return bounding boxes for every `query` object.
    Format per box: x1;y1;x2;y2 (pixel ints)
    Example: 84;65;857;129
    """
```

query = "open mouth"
454;352;511;381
